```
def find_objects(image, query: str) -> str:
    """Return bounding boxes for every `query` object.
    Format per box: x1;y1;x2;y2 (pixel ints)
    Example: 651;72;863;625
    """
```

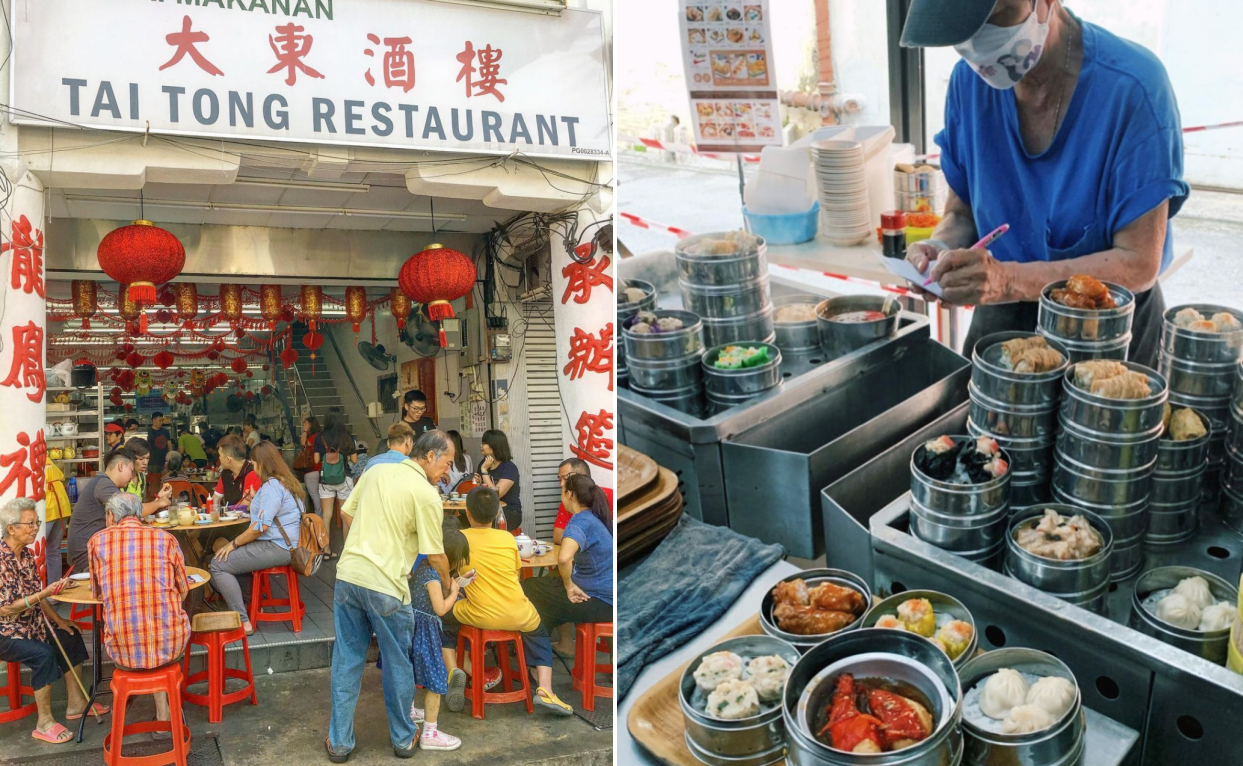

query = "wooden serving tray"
628;615;788;766
618;444;660;506
619;466;679;528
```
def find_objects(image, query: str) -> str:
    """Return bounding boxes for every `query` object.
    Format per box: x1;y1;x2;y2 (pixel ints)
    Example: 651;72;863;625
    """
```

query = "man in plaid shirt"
89;492;189;725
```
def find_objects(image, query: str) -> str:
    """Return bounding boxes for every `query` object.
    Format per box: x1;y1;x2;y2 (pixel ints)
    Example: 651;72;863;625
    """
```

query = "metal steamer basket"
815;296;901;360
860;590;979;671
958;649;1086;766
618;278;657;377
1159;305;1243;364
674;232;770;286
622;309;706;417
1147;410;1210;545
680;634;801;766
773;294;825;355
702;343;783;415
971;332;1070;408
759;569;872;654
1004;507;1114;614
1128;566;1240;664
681;276;774;319
783;629;964;766
701;306;777;350
1037;281;1135;361
909;437;1010;565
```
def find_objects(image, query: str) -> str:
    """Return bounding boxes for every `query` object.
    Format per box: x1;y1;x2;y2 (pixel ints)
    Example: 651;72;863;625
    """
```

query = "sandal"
533;686;574;716
32;723;73;744
66;702;110;720
324;736;350;763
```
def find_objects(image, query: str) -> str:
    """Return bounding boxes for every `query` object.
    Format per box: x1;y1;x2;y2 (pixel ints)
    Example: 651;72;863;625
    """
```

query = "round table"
158;516;250;571
522;543;560;571
56;567;210;742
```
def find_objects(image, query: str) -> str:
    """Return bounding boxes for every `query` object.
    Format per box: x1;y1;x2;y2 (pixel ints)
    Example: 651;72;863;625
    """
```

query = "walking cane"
38;609;103;724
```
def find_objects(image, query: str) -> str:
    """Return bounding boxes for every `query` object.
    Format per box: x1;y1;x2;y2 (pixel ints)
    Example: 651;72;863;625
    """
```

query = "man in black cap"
899;0;1187;367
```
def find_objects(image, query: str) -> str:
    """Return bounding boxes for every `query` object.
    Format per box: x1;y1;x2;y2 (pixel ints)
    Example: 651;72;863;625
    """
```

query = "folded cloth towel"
618;514;784;699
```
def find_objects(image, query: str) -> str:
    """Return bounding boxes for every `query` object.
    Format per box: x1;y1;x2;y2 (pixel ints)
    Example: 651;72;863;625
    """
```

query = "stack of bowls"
1037;280;1135;362
617;278;657;389
957;649;1086;766
909;436;1012;569
621;309;706;418
1159;305;1243;504
814;296;900;361
1148;408;1210;545
783;629;964;766
679;634;800;766
968;332;1069;509
1129;566;1240;663
811;140;873;247
701;342;783;414
1226;365;1243;536
1053;362;1167;580
1004;506;1114;614
759;569;872;654
675;232;775;349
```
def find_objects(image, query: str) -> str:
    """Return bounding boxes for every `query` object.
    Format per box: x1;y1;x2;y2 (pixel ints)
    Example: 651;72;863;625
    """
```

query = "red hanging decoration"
301;285;323;333
345;286;367;339
154;308;174;326
279;346;299;369
158;285;176;308
260;285;283;330
206;350;220;361
153;350;175;370
219;284;244;324
390;287;411;330
71;280;97;329
96;220;186;305
398;243;476;346
125;352;145;369
175;283;199;322
231;357;248;374
117;287;147;334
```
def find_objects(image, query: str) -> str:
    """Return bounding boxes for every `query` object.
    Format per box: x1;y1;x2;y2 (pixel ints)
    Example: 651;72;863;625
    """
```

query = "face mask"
954;1;1050;89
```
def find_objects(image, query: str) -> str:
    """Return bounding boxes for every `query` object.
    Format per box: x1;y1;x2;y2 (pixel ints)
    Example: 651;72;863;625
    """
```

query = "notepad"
873;250;944;298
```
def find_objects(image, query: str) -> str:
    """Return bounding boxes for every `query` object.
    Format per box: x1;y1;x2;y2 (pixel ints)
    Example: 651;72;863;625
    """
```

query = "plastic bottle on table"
497;511;507;532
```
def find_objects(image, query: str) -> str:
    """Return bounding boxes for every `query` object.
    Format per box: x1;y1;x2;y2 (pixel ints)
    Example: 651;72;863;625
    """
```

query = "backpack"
321;445;347;485
277;504;330;577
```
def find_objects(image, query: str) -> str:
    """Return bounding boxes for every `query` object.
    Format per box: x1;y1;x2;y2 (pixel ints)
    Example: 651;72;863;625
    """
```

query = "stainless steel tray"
869;492;1243;765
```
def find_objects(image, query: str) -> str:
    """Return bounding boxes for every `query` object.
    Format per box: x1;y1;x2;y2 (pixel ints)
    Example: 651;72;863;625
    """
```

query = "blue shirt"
564;511;613;605
936;18;1188;272
250;478;303;550
364;450;409;473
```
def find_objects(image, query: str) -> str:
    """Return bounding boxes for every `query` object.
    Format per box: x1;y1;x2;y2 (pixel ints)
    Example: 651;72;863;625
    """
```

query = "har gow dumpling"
745;655;791;702
1025;676;1076;719
1002;704;1054;734
694;651;743;692
1199;602;1235;632
1154;593;1202;630
706;678;760;720
1174;576;1215;611
980;668;1030;720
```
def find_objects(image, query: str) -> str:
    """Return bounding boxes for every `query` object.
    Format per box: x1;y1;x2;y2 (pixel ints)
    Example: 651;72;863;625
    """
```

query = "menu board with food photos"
680;0;781;152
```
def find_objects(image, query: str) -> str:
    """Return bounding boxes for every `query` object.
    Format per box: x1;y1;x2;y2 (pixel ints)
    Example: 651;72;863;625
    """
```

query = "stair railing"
324;328;383;441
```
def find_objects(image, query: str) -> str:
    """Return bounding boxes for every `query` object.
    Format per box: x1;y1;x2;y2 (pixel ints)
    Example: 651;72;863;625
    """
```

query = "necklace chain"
1050;27;1073;138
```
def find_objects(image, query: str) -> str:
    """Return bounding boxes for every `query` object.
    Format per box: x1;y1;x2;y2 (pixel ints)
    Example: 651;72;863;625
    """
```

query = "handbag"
277;509;330;577
293;443;314;471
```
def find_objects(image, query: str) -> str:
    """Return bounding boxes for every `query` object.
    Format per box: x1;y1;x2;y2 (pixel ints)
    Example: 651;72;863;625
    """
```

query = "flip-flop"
534;686;574;716
32;723;73;744
65;702;110;720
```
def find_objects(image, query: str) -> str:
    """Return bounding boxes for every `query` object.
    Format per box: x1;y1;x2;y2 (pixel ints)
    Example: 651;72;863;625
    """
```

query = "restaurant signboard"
10;0;611;160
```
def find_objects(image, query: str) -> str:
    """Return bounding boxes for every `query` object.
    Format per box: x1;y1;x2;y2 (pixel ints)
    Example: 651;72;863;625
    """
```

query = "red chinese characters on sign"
1;322;45;404
365;34;415;93
160;15;224;76
455;41;507;102
560;256;612;306
0;430;46;502
571;410;614;471
2;215;45;299
268;23;325;86
564;323;614;392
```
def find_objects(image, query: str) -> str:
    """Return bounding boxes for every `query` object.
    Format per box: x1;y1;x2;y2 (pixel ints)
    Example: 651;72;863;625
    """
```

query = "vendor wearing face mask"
900;0;1188;366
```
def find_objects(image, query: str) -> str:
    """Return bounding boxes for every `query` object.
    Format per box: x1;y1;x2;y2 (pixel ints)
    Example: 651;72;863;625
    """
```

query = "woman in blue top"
522;474;613;657
900;0;1188;366
474;430;523;531
210;442;305;634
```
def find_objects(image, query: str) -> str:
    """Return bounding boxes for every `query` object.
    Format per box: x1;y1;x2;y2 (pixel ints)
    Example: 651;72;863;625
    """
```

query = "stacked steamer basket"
968;332;1069;510
1037;280;1135;362
1053;362;1168;581
772;294;824;365
617;278;657;390
675;232;775;350
701;342;783;415
909;436;1012;569
1148;407;1211;545
1158;305;1243;506
1005;506;1115;614
1224;362;1243;535
621;309;707;418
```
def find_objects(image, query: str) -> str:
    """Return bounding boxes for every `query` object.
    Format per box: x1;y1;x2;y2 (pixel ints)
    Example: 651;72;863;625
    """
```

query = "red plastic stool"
103;664;191;766
248;565;305;632
182;613;257;723
69;603;95;633
455;626;533;720
572;622;613;712
0;661;36;723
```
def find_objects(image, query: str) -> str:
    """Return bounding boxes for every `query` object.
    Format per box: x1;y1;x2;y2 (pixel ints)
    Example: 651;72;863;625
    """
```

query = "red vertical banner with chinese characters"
0;178;49;523
552;209;614;490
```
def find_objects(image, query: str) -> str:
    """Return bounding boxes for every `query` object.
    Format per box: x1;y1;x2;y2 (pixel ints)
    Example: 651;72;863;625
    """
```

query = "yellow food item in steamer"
1230;617;1243;675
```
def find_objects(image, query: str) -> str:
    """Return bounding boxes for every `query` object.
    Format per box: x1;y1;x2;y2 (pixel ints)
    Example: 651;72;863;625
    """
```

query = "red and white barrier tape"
618;212;694;239
619;134;761;163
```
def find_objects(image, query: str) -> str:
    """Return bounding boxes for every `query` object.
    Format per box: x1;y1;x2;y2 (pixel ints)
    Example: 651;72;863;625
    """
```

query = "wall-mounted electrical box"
489;331;512;362
441;318;463;350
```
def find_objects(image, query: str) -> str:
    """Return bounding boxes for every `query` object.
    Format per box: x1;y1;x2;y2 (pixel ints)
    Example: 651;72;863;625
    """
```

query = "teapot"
177;507;197;527
515;534;535;558
63;446;76;460
60;422;78;436
48;447;63;461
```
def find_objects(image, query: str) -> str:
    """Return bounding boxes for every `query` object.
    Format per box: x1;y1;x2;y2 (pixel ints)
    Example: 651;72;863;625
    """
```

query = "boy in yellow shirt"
442;487;573;716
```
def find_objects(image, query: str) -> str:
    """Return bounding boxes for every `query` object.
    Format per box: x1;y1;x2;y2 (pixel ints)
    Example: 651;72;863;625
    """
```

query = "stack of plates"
811;139;872;246
618;445;683;565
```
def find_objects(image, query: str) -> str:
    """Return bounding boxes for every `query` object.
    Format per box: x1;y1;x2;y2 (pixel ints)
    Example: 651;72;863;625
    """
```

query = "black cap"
900;0;997;48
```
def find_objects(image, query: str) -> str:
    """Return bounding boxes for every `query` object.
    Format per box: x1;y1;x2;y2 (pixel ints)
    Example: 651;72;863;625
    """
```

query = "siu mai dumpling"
1174;307;1205;328
1212;312;1242;333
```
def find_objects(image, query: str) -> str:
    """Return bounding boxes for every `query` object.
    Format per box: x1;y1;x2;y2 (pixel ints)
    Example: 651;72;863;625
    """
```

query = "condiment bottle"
881;210;907;259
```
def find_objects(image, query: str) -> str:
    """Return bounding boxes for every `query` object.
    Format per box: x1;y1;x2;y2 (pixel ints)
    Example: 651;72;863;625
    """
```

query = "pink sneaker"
409;705;424;723
420;729;461;751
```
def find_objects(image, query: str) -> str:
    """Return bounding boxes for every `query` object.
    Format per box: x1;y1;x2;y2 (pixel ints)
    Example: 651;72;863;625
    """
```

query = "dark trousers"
521;576;613;633
0;627;90;690
439;610;553;669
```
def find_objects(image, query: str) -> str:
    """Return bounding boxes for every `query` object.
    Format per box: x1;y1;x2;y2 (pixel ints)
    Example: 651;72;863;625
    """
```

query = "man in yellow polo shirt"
327;427;454;762
441;486;574;717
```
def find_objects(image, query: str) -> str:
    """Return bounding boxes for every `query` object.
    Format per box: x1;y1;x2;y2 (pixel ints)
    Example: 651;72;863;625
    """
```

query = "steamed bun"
980;668;1030;720
1155;593;1202;630
1003;704;1054;734
1025;676;1075;719
1199;602;1235;632
1174;576;1216;611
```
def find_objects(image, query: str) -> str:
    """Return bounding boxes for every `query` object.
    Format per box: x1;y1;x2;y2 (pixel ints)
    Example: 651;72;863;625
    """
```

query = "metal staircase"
286;322;356;434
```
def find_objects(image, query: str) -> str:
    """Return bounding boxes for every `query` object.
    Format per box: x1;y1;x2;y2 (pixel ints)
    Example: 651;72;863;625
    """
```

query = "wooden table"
157;516;249;573
521;543;559;571
58;567;210;743
443;499;467;512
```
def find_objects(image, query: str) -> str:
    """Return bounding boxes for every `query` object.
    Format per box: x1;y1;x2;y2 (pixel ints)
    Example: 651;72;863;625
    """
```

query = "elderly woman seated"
0;498;103;744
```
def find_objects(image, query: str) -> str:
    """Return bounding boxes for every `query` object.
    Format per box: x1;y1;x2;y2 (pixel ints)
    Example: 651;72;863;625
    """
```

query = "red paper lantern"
71;280;97;329
154;309;173;326
158;285;176;307
231;357;247;374
244;391;255;401
260;285;283;330
126;352;145;369
96;220;186;305
207;350;220;361
279;346;299;369
303;330;323;357
345;286;367;338
153;350;175;370
118;286;147;334
300;285;323;331
399;243;476;345
175;283;198;322
390;288;411;330
219;284;243;323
